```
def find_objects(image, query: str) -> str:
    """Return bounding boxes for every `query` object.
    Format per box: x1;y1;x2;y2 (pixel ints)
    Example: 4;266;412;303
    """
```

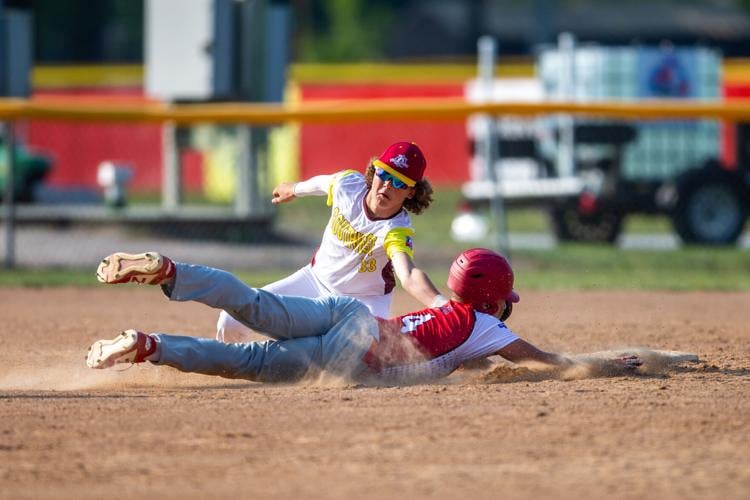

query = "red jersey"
364;301;476;370
362;301;520;382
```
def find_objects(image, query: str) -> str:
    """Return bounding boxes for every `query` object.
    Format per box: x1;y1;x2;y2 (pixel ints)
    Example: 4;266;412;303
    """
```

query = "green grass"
514;245;750;291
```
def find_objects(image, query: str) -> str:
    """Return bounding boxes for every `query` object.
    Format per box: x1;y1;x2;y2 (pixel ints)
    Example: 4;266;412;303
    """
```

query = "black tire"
549;202;624;244
672;170;748;245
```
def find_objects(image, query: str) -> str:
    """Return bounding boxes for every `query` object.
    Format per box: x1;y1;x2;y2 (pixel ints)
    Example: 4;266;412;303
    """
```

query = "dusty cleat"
86;329;157;369
96;252;175;285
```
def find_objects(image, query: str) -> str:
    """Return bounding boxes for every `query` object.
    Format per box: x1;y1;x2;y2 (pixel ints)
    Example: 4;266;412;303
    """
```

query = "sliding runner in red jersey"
90;248;641;384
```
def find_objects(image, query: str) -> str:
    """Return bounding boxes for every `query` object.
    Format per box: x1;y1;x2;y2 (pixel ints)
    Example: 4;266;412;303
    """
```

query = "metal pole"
477;35;510;257
235;125;252;217
557;32;576;178
3;121;16;268
162;120;181;212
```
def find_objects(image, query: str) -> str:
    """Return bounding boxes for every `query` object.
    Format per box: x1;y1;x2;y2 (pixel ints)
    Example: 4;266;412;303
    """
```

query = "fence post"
235;126;252;217
3;121;16;268
162;120;181;212
477;35;510;257
557;32;576;178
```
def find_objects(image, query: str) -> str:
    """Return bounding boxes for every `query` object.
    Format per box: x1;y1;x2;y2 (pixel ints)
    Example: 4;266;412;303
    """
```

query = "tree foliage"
295;0;396;62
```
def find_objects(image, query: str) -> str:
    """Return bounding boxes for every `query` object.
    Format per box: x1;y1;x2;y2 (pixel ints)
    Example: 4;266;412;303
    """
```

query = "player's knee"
216;310;254;343
216;310;236;341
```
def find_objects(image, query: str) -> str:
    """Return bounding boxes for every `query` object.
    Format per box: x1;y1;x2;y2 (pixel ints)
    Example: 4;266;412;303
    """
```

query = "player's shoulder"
382;211;413;231
427;300;474;318
332;170;365;202
473;309;512;332
334;169;364;187
449;300;478;315
329;170;364;198
379;205;414;230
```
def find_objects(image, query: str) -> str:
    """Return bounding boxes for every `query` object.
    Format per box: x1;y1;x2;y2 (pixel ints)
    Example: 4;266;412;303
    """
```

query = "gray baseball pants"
153;263;378;383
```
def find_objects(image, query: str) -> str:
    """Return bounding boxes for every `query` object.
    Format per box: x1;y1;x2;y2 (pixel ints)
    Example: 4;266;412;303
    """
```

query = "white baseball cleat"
96;252;175;285
86;329;156;369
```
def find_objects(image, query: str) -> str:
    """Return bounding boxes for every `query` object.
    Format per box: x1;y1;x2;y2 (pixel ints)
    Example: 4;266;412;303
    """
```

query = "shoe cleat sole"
86;330;139;369
96;252;163;284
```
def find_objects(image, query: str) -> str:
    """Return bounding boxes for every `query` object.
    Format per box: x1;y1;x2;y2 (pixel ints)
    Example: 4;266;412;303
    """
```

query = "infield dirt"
1;287;748;499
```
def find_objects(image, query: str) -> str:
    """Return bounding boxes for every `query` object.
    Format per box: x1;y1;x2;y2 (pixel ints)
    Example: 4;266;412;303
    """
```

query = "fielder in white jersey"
217;141;447;343
88;248;643;383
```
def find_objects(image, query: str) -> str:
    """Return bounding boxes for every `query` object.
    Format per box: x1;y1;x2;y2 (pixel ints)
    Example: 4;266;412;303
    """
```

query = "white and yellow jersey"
310;170;415;298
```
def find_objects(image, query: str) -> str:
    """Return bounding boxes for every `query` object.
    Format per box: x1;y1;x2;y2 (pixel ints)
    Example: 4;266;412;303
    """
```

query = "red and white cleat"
86;329;157;369
96;252;175;285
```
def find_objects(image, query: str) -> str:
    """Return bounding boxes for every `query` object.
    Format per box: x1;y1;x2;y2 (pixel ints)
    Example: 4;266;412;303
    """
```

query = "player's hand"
272;182;297;204
614;355;643;371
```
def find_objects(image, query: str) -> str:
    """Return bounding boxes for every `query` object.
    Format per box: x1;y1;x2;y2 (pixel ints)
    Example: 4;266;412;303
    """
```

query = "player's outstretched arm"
496;339;643;371
272;174;333;204
495;339;576;368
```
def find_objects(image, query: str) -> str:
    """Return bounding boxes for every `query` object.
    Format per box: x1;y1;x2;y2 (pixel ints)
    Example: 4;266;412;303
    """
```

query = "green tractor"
0;141;53;202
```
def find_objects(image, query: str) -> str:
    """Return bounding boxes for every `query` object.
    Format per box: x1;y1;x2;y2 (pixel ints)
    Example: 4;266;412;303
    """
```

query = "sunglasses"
375;168;409;190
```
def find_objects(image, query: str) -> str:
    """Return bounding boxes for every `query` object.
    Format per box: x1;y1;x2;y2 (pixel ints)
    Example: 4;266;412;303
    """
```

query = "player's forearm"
532;350;575;368
401;268;444;308
497;339;576;368
292;174;332;197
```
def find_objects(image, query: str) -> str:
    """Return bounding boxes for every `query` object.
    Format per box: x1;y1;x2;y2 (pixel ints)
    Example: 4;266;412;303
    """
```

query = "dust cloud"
479;348;700;384
0;344;700;390
0;358;243;391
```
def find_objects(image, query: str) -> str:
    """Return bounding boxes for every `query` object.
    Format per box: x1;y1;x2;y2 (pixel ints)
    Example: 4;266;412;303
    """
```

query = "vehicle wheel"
672;170;748;245
549;202;623;244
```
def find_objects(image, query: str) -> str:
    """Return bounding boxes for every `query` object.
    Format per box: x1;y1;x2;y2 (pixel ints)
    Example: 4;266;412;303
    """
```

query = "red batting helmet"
447;248;520;315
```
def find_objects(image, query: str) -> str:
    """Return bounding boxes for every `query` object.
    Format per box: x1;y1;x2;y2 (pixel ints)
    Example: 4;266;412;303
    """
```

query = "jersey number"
358;257;376;273
400;313;435;333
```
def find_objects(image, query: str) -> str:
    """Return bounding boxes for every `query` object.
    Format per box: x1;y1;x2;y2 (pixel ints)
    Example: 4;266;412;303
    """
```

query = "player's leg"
159;303;378;382
169;262;368;342
87;330;324;382
216;265;323;343
155;334;324;382
86;289;377;381
215;311;250;343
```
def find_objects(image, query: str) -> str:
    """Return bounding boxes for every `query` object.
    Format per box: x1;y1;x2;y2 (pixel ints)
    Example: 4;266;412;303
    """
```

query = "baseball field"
1;282;748;499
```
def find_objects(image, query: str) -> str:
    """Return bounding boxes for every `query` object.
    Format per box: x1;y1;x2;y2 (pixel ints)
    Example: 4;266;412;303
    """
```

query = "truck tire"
672;169;748;245
549;203;623;244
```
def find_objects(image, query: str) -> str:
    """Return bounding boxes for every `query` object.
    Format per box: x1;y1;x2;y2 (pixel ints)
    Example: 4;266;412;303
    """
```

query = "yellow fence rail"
2;97;750;124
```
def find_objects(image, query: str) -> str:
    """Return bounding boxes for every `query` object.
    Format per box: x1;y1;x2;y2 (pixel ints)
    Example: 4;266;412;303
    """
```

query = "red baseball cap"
373;141;426;187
